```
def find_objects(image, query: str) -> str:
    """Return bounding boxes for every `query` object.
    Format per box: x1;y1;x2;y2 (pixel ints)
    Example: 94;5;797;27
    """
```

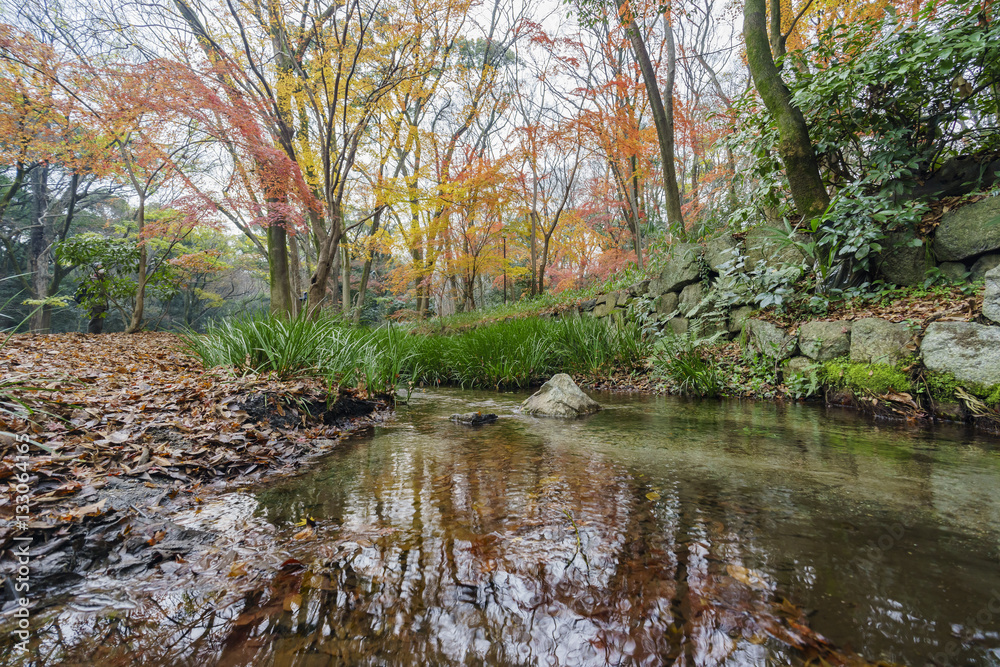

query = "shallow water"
6;389;1000;665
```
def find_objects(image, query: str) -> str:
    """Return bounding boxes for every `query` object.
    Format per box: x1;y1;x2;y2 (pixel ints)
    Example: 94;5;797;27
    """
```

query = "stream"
4;388;1000;665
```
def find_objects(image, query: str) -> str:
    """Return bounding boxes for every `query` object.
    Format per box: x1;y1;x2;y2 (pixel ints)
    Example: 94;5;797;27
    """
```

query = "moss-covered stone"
822;360;911;395
875;230;930;286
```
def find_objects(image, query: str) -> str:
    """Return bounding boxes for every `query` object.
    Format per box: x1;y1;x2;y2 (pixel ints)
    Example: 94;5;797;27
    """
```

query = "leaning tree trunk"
620;1;684;232
744;0;829;220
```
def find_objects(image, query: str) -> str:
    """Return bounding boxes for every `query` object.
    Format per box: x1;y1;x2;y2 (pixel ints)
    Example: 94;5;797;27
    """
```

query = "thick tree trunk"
125;196;147;333
744;0;829;220
267;223;293;316
619;2;684;232
306;201;345;317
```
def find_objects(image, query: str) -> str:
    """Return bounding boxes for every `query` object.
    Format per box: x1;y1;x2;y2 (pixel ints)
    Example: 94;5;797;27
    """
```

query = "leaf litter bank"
0;332;390;604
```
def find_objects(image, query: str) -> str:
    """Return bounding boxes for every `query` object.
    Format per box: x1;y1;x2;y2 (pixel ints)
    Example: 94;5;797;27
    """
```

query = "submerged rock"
521;373;601;418
450;412;499;426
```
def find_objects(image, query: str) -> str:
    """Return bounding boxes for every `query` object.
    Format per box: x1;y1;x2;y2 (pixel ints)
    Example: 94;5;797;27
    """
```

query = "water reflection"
4;389;1000;665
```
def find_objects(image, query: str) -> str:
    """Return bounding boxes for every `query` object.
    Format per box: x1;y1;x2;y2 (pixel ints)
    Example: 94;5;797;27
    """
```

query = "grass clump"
822;359;911;395
184;311;652;393
652;331;724;398
180;311;340;378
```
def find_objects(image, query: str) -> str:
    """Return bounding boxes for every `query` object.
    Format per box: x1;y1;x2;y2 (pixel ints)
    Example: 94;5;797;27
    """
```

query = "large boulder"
654;292;679;316
921;322;1000;388
784;355;820;381
747;319;797;360
704;234;739;272
628;279;650;296
876;230;930;286
932;196;1000;261
971;252;1000;282
743;227;807;271
593;302;614;318
797;320;852;361
521;374;602;418
650;243;700;295
984;265;1000;324
678;283;705;315
850;318;914;366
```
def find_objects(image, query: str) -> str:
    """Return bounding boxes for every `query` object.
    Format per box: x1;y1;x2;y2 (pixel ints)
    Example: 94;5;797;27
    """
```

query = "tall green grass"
184;311;651;392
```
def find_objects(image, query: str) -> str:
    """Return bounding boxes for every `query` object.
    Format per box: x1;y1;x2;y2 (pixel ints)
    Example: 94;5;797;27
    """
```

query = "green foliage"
784;360;823;399
727;0;999;291
795;1;1000;199
180;310;340;378
56;233;178;319
923;370;964;402
652;330;724;398
186;312;651;392
822;359;911;395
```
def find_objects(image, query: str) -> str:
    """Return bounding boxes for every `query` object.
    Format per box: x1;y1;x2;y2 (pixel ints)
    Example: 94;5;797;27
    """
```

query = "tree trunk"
352;208;382;324
744;0;829;220
619;2;684;232
125;195;147;333
29;165;51;333
289;231;303;316
340;239;350;314
538;237;551;296
267;222;293;316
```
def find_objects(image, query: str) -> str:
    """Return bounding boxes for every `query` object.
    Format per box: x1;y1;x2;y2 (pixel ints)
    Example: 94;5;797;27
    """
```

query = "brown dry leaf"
293;526;315;540
228;561;248;578
726;563;769;590
65;498;107;520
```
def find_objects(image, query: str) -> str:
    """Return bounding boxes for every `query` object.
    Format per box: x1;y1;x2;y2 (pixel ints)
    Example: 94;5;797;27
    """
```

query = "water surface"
8;389;1000;665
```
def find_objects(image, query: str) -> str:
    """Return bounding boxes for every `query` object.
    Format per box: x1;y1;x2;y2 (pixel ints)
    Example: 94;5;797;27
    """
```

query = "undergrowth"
184;311;651;392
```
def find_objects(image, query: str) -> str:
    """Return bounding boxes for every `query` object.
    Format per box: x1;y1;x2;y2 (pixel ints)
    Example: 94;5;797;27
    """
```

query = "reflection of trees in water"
8;431;862;666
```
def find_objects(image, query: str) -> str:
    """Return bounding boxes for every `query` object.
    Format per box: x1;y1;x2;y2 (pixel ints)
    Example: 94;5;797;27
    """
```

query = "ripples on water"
4;389;1000;665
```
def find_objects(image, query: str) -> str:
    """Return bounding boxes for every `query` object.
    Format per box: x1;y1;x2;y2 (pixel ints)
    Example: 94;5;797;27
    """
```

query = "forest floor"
0;332;390;591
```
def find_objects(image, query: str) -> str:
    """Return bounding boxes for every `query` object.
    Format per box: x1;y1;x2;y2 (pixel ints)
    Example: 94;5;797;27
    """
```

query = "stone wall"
573;222;1000;396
